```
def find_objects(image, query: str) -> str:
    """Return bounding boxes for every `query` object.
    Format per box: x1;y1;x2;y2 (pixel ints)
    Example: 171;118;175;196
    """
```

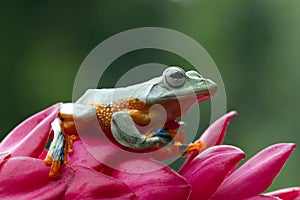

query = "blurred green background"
0;0;299;191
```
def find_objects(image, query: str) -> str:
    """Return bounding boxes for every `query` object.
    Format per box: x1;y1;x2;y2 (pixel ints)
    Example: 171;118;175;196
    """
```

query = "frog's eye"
163;67;186;88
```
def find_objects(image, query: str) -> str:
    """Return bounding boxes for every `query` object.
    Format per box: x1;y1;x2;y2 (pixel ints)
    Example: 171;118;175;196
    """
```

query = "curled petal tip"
228;110;238;116
245;195;282;200
268;143;296;153
264;187;300;200
200;111;238;147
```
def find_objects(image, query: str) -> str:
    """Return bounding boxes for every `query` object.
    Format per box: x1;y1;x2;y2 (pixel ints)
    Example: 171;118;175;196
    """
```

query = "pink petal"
68;134;129;171
67;139;104;170
200;111;237;147
71;125;157;172
0;151;10;164
0;103;61;157
64;165;135;200
179;145;245;200
110;159;191;200
264;187;300;200
38;150;48;160
245;195;281;200
69;117;136;170
0;157;73;200
181;111;237;169
211;143;296;200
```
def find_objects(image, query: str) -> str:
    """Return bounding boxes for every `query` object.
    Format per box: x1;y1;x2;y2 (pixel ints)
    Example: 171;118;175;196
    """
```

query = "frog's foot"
149;128;206;156
44;118;77;179
179;140;206;156
150;128;173;143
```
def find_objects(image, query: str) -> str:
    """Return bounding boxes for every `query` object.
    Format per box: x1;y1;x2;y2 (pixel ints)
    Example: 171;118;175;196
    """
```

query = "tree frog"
44;66;217;179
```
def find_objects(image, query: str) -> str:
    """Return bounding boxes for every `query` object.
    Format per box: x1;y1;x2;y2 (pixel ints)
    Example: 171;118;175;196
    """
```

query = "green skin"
54;67;217;151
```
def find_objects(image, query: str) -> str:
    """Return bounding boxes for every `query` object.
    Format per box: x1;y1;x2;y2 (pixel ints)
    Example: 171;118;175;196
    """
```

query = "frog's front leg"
111;111;169;150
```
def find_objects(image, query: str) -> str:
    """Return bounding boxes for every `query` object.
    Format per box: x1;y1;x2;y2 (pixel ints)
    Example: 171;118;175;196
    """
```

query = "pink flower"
0;105;299;199
0;104;135;199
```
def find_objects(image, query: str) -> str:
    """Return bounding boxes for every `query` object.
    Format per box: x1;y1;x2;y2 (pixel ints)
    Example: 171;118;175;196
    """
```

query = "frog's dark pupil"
170;71;185;79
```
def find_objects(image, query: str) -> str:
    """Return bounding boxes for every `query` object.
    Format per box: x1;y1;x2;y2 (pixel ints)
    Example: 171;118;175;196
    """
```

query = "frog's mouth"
195;87;217;102
160;86;217;131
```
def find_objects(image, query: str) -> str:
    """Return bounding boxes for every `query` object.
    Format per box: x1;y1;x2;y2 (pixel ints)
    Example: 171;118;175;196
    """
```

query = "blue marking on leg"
52;133;66;165
152;128;173;143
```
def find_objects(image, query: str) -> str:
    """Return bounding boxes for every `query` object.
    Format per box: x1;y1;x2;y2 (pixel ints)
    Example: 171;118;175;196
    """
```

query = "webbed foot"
149;128;206;156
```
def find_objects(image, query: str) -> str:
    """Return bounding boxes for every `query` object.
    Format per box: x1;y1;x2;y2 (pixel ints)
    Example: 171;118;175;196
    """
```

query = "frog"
44;66;217;179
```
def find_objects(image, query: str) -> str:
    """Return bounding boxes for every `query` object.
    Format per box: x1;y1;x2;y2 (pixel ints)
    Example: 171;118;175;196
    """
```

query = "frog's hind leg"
44;103;95;179
44;118;66;179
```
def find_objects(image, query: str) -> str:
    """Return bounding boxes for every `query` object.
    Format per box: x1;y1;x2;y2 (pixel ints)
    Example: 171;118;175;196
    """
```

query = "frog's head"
149;66;216;101
132;66;217;130
133;66;217;104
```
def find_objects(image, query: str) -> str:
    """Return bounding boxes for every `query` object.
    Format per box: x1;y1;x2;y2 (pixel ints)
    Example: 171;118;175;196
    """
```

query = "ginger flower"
0;104;299;199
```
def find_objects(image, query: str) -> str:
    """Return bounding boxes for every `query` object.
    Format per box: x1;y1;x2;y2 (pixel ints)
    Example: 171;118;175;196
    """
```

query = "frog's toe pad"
181;141;206;156
48;157;62;179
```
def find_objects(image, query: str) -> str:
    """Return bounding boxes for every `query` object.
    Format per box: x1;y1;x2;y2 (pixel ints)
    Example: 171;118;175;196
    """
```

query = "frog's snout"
195;78;217;102
205;79;217;97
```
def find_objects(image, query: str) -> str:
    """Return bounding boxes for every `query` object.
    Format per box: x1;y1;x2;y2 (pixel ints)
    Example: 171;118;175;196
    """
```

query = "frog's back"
76;88;129;104
76;76;162;105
